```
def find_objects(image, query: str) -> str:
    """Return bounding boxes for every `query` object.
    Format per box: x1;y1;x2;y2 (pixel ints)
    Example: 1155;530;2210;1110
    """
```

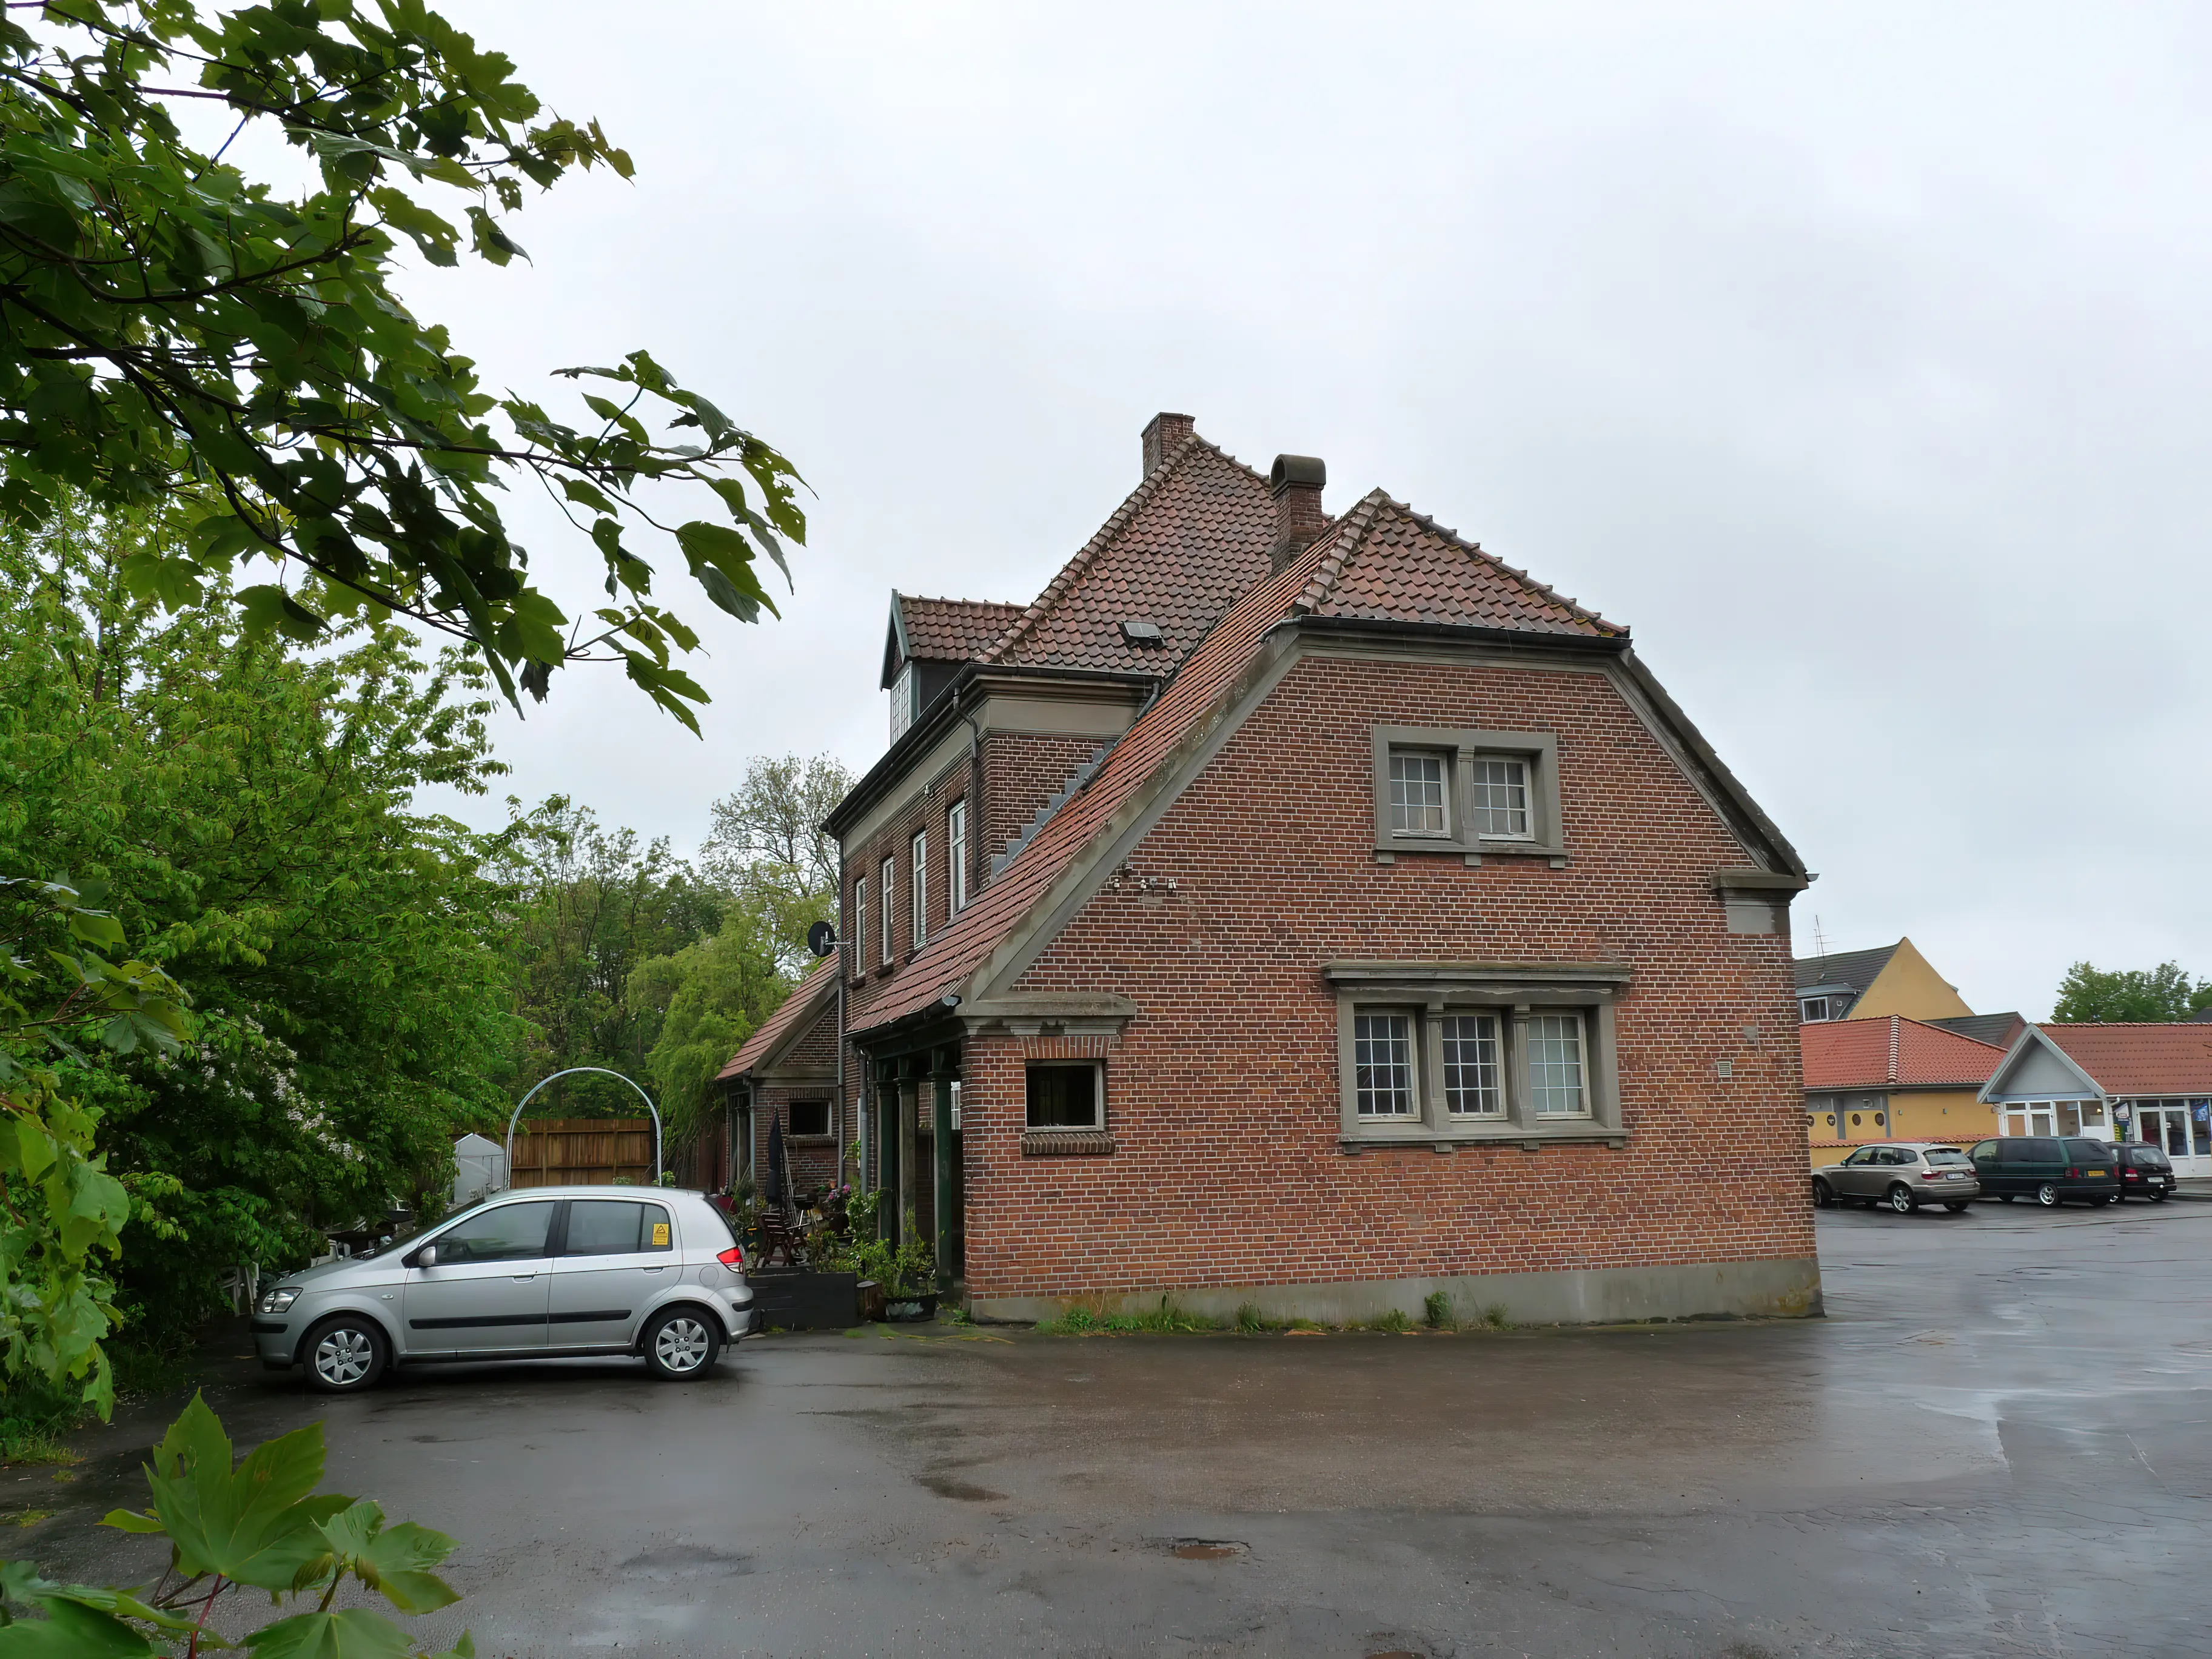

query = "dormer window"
889;662;920;743
1800;994;1852;1022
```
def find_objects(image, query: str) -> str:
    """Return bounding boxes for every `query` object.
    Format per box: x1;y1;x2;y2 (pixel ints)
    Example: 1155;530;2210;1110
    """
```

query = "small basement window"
1026;1063;1103;1130
786;1101;831;1139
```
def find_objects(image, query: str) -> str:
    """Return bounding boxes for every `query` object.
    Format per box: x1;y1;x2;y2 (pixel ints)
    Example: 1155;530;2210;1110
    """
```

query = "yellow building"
1802;1016;2009;1167
1795;937;1971;1024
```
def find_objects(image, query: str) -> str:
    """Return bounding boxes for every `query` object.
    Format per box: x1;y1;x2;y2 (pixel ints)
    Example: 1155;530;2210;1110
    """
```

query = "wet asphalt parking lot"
18;1198;2212;1658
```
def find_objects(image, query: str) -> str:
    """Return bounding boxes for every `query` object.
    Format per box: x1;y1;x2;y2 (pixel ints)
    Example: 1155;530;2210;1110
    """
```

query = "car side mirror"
414;1244;438;1269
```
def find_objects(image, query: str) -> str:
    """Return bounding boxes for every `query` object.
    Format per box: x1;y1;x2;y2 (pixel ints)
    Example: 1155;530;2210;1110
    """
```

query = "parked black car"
1966;1137;2123;1207
2111;1141;2176;1201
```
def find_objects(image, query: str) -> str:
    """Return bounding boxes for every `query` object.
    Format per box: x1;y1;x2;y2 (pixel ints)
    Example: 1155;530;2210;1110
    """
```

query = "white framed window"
889;662;919;743
1353;1012;1418;1118
1386;752;1450;837
879;856;894;965
1468;755;1530;839
1329;965;1624;1145
852;876;868;977
948;800;969;913
1371;726;1562;859
1799;996;1831;1022
1527;1013;1589;1118
1025;1062;1103;1131
910;830;928;950
1439;1013;1504;1116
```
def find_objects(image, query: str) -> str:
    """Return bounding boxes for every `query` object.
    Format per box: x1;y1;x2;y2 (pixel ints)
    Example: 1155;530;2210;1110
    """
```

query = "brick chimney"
1268;453;1326;571
1141;412;1196;477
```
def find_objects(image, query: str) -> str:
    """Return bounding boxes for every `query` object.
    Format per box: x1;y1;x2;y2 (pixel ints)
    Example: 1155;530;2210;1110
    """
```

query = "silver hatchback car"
253;1186;754;1393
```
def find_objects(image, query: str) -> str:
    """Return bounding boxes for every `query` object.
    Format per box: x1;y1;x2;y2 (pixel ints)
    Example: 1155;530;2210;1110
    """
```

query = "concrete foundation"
970;1254;1823;1327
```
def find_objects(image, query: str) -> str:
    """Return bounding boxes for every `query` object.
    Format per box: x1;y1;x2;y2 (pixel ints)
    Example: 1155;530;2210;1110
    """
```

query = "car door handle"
510;1274;535;1282
641;1267;664;1276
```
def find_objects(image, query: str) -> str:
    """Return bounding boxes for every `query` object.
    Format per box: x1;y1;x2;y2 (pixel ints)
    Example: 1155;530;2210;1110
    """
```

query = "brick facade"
796;415;1814;1324
958;654;1810;1301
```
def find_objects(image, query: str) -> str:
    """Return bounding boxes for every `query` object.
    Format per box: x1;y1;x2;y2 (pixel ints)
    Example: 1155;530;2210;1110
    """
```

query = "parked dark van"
2111;1141;2176;1201
1966;1137;2123;1207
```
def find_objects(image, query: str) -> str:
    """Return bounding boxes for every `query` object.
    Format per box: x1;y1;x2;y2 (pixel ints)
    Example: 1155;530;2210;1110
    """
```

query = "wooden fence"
508;1118;656;1188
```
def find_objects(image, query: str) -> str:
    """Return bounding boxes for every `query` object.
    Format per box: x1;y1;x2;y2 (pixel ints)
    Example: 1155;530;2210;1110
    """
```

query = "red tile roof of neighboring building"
893;595;1026;665
718;958;839;1082
850;489;1632;1036
2038;1024;2212;1096
1800;1016;2007;1090
984;433;1280;674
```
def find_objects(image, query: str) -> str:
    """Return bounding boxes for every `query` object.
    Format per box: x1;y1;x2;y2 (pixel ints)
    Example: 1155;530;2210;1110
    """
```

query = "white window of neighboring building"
1439;1013;1504;1116
852;876;867;977
1527;1013;1589;1117
910;830;928;950
1467;754;1530;839
1386;751;1450;837
948;800;969;913
879;856;894;965
1353;1012;1418;1118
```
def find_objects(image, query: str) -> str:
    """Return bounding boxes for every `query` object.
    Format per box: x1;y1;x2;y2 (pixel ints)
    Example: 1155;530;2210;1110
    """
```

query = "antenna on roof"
1812;914;1829;962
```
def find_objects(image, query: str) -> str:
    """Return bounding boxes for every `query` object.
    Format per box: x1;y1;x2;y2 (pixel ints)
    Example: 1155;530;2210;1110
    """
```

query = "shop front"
2116;1098;2212;1178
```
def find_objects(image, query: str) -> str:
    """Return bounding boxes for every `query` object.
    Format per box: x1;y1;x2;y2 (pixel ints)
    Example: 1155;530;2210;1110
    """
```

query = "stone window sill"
1022;1130;1116;1157
1341;1125;1627;1153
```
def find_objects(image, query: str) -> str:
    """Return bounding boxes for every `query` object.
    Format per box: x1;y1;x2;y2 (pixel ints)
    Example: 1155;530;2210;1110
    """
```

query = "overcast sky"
404;2;2210;1019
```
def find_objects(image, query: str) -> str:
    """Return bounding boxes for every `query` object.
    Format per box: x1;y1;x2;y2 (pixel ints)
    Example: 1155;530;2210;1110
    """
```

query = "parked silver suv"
1812;1142;1981;1214
252;1186;753;1393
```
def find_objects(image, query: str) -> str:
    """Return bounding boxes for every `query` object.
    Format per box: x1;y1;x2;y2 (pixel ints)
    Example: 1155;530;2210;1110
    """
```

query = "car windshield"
1923;1149;1971;1165
2135;1148;2171;1167
2063;1141;2109;1161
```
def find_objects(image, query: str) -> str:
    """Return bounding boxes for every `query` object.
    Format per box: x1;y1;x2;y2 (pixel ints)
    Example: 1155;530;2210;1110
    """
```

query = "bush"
1423;1290;1455;1330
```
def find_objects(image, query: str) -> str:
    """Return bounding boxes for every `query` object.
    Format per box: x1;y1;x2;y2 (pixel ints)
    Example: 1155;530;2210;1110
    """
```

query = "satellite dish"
806;920;837;959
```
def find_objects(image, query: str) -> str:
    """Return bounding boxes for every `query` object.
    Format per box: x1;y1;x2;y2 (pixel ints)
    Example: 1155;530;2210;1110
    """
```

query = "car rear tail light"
717;1245;745;1268
2066;1168;2079;1178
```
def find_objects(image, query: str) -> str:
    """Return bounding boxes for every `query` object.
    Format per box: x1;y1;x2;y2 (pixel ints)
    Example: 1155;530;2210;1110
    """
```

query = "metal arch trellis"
504;1067;663;1189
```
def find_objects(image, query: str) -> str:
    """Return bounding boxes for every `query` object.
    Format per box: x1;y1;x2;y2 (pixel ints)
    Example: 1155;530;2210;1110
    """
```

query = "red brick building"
715;959;845;1198
814;414;1817;1324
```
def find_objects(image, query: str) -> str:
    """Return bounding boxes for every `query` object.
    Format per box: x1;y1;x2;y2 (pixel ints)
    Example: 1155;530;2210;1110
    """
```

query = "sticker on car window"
652;1222;670;1247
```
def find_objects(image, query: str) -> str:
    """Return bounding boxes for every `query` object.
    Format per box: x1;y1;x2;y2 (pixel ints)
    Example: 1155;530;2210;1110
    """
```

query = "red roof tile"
2039;1024;2212;1096
984;434;1279;674
1800;1016;2006;1090
894;595;1025;665
718;959;839;1082
850;487;1635;1037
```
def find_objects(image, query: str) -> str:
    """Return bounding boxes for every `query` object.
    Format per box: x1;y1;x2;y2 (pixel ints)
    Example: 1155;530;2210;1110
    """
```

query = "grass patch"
1423;1290;1455;1330
8;1509;53;1529
1365;1308;1413;1334
1038;1297;1224;1336
1478;1302;1512;1330
1235;1302;1266;1335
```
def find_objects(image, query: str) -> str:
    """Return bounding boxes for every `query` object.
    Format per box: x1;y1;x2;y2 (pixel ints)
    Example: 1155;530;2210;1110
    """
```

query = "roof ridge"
984;431;1233;665
897;592;1026;609
1888;1015;1900;1085
1289;489;1389;614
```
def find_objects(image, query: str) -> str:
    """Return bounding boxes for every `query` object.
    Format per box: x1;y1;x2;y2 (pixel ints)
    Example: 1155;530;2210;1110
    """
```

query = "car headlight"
256;1286;301;1316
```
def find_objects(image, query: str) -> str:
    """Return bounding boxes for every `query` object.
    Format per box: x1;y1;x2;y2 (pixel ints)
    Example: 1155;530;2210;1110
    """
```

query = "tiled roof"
1800;1015;2007;1090
894;595;1025;665
984;434;1279;674
850;488;1637;1036
1794;943;1899;994
717;958;838;1082
2039;1024;2212;1096
1297;497;1621;637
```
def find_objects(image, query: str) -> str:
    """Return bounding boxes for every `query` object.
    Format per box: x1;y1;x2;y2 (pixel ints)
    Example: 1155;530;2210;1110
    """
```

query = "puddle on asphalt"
918;1473;1006;1502
617;1543;755;1581
1157;1537;1247;1560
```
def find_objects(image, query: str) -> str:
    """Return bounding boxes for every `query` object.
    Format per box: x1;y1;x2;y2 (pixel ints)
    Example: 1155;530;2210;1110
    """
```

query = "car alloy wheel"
1943;1201;1970;1213
1811;1178;1835;1210
2036;1182;2061;1207
645;1309;719;1379
304;1318;386;1393
1886;1183;1917;1215
2151;1190;2170;1203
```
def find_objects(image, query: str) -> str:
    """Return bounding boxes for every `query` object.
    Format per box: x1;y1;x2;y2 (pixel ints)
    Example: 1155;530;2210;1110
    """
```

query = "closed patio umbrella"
765;1111;788;1207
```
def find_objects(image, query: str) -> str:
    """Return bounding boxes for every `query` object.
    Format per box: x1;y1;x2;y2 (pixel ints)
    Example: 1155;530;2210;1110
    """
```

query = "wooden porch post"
931;1047;957;1293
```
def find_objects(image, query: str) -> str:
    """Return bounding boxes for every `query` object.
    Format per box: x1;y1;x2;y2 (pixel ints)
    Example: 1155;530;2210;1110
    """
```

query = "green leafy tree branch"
0;0;804;729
